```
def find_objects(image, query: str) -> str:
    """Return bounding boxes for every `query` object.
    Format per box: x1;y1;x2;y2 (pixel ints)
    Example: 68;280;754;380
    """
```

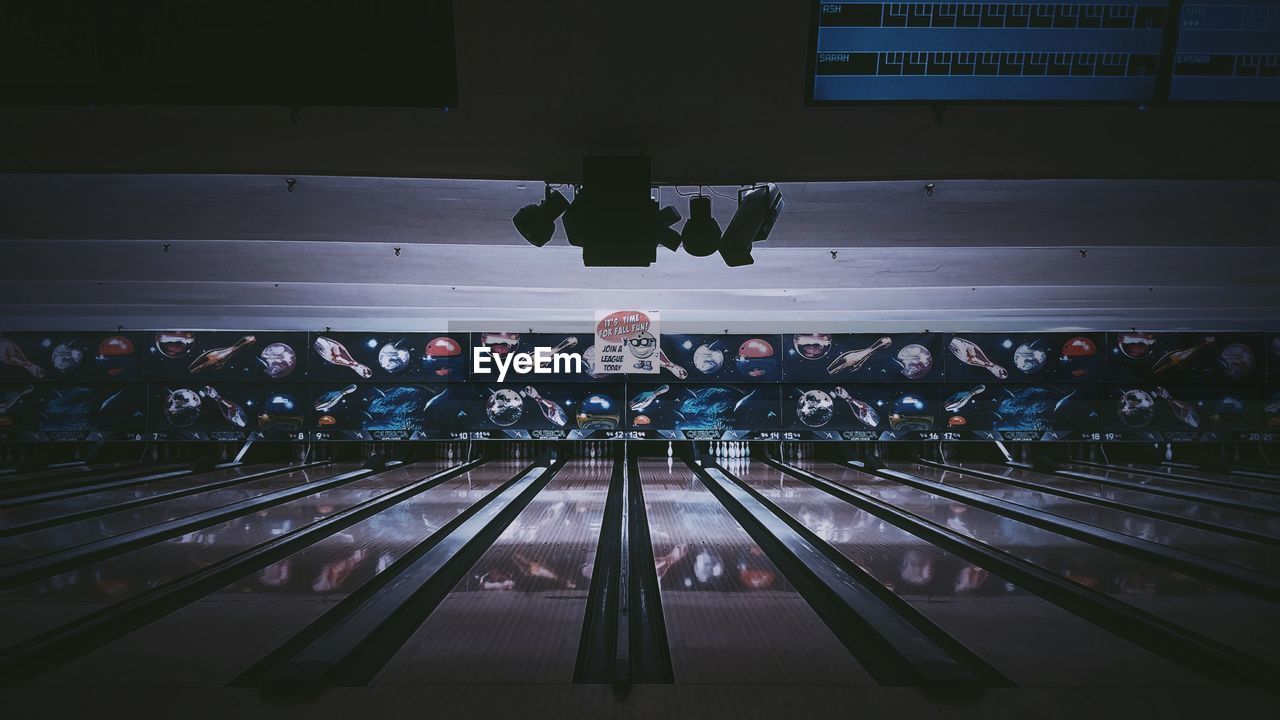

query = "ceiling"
1;1;1278;182
1;174;1276;333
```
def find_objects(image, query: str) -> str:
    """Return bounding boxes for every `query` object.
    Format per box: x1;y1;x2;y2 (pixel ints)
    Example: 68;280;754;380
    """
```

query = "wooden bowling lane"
923;461;1280;543
1058;463;1280;512
370;459;611;685
1120;463;1280;494
894;462;1280;578
0;461;441;650
804;462;1280;667
728;460;1204;686
0;463;298;533
637;458;874;686
26;461;520;687
0;463;351;563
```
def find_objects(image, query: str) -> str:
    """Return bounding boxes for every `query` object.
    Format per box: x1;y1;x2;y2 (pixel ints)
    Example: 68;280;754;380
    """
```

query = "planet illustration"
258;393;303;433
582;346;600;376
155;331;195;359
1013;343;1047;374
486;388;525;427
258;342;298;379
317;414;336;426
793;334;833;360
1218;343;1255;380
1118;389;1155;428
1118;332;1156;360
889;394;933;432
165;388;203;428
736;338;776;378
1062;336;1097;357
578;393;619;431
1210;395;1248;432
425;336;464;376
378;342;411;373
692;343;725;374
796;389;834;428
895;344;932;380
96;335;136;376
51;341;84;373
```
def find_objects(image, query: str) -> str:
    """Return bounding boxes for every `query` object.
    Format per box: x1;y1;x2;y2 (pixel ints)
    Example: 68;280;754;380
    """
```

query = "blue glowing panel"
811;1;1167;101
1170;0;1280;101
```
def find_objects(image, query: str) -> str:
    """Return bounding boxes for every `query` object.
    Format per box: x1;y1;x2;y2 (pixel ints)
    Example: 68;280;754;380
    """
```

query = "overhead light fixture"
719;183;784;267
512;185;570;247
680;194;721;257
654;202;682;251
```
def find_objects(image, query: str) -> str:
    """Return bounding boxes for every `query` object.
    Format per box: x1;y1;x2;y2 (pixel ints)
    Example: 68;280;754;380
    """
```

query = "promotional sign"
941;333;1104;384
1105;332;1266;384
939;384;1101;442
594;310;660;375
0;332;145;383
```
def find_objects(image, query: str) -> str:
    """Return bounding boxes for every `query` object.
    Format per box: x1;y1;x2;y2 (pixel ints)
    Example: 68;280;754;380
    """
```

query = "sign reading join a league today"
594;310;660;375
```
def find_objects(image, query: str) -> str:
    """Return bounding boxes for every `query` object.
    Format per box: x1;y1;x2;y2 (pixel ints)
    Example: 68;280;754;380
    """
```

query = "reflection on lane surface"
30;461;522;687
0;463;293;531
1061;463;1280;509
894;463;1280;577
0;464;352;562
801;462;1280;665
724;458;1201;686
0;461;452;650
641;458;873;686
374;459;612;685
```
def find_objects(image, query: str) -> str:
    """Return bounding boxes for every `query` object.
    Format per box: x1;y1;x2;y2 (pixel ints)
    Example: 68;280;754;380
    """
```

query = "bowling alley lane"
1120;463;1280;493
726;460;1203;686
29;460;522;687
925;462;1280;541
371;459;610;685
1059;463;1280;510
0;463;358;563
639;458;875;686
0;461;452;650
801;462;1280;665
890;463;1280;577
0;462;300;531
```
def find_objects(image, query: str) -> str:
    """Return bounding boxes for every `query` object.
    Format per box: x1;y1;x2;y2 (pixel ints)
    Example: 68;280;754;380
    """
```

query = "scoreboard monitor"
809;1;1170;101
1169;0;1280;101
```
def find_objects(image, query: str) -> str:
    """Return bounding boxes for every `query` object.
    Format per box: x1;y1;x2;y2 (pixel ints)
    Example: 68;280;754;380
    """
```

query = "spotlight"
719;183;783;267
680;194;721;257
512;185;570;247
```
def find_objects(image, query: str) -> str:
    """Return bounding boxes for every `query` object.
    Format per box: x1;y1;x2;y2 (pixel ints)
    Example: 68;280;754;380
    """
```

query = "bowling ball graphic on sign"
424;336;464;377
1117;389;1155;428
486;388;524;427
895;344;932;380
1218;343;1255;380
693;343;725;375
95;335;137;377
258;343;298;379
889;393;933;432
577;393;619;431
735;338;776;378
164;388;203;428
793;334;832;361
796;389;834;428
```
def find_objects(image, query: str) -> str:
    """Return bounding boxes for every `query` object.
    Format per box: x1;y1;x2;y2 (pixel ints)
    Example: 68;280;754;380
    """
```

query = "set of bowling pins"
496;441;540;459
433;442;467;460
781;442;815;460
709;441;751;459
572;441;612;459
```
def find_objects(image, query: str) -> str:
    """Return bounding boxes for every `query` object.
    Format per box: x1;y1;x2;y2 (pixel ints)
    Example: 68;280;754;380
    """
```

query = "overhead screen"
809;0;1279;102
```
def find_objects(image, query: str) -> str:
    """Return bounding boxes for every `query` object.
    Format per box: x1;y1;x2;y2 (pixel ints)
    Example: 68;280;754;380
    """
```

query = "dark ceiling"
2;1;1278;182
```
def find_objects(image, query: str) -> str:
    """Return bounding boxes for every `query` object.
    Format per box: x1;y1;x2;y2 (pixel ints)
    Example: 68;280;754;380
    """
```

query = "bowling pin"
667;441;674;458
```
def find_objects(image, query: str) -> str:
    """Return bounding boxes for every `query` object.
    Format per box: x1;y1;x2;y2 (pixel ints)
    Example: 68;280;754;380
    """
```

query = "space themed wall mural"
0;330;1275;442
